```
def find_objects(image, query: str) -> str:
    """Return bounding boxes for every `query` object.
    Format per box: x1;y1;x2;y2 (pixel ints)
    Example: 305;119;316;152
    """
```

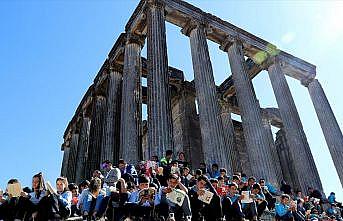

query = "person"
251;183;268;218
0;179;22;220
328;192;337;204
308;187;323;202
241;176;256;192
280;180;292;195
160;150;173;167
210;163;220;178
81;177;106;219
259;178;276;210
275;194;295;221
155;174;191;220
36;177;72;220
222;183;245;221
68;183;80;217
105;178;129;220
180;167;193;188
177;151;188;168
102;160;121;188
118;159;137;181
77;180;90;211
15;173;46;220
188;175;222;221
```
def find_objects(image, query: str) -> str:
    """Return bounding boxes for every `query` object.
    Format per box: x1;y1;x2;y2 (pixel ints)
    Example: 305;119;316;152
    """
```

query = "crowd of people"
0;150;341;221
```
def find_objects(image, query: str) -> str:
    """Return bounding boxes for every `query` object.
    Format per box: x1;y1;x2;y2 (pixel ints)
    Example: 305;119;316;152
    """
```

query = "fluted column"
261;115;283;186
221;39;277;184
305;78;343;187
75;117;91;184
61;146;70;177
120;34;144;163
147;0;173;158
66;133;79;182
85;95;106;179
219;100;239;174
101;65;122;164
181;21;230;170
267;56;323;192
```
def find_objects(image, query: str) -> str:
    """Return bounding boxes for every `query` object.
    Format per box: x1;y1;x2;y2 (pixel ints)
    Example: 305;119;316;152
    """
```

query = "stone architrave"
85;95;106;179
120;34;144;164
306;78;343;187
61;146;70;177
267;56;323;192
219;100;239;174
101;65;122;164
66;133;79;182
182;20;231;171
147;0;173;158
221;39;278;184
75;117;91;184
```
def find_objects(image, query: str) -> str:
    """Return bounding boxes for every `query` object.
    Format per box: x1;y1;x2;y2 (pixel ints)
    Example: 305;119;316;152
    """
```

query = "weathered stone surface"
66;134;79;182
120;35;143;164
171;85;203;168
307;79;343;187
61;146;70;177
101;67;122;164
275;128;301;190
75;117;91;184
268;57;323;193
147;0;173;158
184;22;230;171
219;100;239;174
85;96;106;179
225;40;278;184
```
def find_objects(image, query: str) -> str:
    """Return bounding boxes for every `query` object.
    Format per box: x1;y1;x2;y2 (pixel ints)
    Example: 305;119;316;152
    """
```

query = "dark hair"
195;169;202;176
68;183;78;191
217;176;224;181
56;177;69;192
79;180;90;189
32;172;45;198
138;175;150;184
89;178;102;193
8;179;19;184
228;183;238;188
212;163;219;169
252;183;261;191
219;168;227;173
102;160;112;164
197;175;208;182
167;173;179;180
209;178;218;184
248;176;256;182
166;150;173;156
232;175;240;181
281;194;290;200
118;159;126;165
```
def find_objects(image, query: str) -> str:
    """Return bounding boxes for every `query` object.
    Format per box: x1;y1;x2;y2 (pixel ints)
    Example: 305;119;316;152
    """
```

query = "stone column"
75;117;91;184
306;78;343;187
267;56;323;192
147;0;173;158
261;115;283;186
85;95;106;179
219;100;239;174
120;34;144;163
182;21;230;171
61;146;70;177
66;133;79;182
221;39;277;184
101;65;122;164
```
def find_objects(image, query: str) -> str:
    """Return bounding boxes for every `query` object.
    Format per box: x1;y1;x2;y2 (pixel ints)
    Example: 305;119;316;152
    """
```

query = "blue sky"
0;0;342;200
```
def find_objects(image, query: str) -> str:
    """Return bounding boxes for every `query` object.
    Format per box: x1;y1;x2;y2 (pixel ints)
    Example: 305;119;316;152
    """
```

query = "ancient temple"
60;0;343;194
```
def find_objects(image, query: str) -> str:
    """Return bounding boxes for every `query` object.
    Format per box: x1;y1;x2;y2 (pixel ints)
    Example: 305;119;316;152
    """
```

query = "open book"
166;189;186;207
198;190;214;204
45;181;57;195
7;183;22;197
241;191;253;204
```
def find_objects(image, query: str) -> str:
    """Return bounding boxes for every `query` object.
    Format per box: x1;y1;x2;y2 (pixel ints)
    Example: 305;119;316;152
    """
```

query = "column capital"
218;99;231;113
109;63;123;74
181;18;206;37
125;32;145;48
147;0;164;10
219;33;245;52
301;75;315;87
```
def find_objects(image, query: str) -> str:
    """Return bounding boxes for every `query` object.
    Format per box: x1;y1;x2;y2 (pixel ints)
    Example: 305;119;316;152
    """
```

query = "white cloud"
281;32;296;44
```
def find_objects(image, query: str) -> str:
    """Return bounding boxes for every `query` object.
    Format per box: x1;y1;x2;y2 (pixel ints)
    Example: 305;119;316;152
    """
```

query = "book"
241;191;253;204
166;189;186;207
198;190;214;204
45;181;57;195
7;183;22;197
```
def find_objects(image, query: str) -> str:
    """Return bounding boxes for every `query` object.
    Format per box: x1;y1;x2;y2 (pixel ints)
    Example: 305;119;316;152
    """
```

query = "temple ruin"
60;0;343;193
